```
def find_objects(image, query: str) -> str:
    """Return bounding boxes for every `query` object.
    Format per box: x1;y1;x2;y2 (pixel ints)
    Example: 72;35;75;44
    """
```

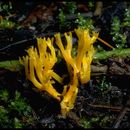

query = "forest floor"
0;1;130;128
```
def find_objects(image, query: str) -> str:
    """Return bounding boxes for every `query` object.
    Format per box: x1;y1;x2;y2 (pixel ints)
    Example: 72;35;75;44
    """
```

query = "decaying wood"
91;65;108;73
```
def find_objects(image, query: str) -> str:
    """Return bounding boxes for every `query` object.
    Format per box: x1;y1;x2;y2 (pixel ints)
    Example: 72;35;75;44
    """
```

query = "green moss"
0;90;37;128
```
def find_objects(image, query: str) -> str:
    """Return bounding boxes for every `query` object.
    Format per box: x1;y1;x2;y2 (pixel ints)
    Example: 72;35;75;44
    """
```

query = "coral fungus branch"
54;28;98;116
20;37;62;101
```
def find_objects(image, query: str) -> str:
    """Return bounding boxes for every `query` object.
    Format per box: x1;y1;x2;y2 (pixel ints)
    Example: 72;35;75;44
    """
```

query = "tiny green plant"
58;2;77;30
79;116;100;128
0;89;9;102
80;117;92;128
123;7;130;27
9;91;30;114
0;106;10;128
75;13;95;30
80;113;115;128
111;16;127;48
14;118;23;128
0;1;12;16
88;1;94;9
0;1;17;29
58;9;67;30
0;18;15;29
63;1;77;14
99;76;110;92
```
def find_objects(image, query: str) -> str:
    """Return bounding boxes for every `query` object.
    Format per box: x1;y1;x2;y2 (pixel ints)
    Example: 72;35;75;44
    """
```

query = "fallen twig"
88;103;130;112
113;107;127;128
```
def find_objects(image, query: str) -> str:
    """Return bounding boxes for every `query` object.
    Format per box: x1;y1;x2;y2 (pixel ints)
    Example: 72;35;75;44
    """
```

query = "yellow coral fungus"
20;27;99;117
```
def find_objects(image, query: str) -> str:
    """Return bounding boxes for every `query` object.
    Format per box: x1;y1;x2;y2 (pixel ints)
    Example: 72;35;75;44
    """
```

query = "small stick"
97;37;114;49
88;103;130;112
113;107;127;128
